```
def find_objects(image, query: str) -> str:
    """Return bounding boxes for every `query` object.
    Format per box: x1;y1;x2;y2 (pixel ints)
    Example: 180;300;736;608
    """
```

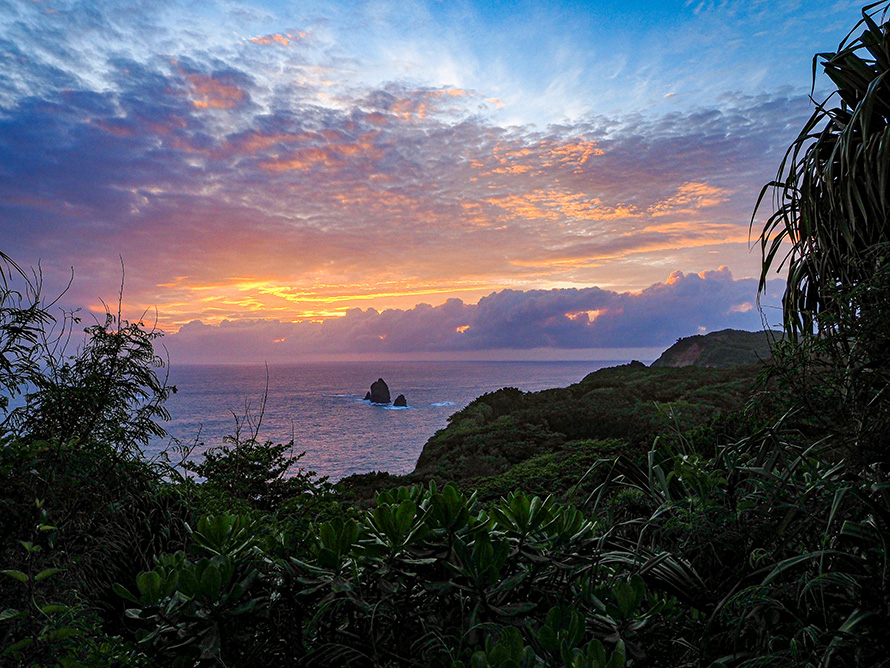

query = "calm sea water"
150;361;619;481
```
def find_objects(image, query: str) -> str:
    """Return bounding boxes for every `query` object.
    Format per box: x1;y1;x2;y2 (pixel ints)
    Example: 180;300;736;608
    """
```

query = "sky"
0;0;869;362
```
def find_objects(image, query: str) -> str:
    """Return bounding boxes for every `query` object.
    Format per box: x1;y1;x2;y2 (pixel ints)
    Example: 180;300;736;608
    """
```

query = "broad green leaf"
34;567;63;582
112;582;140;604
3;637;35;654
200;564;222;599
136;570;162;604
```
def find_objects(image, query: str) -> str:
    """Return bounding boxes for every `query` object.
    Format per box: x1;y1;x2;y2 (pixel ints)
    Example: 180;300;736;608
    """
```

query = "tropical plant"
754;1;890;465
0;253;55;419
0;501;148;666
6;308;176;458
114;513;301;667
183;434;325;513
754;0;890;340
283;482;684;667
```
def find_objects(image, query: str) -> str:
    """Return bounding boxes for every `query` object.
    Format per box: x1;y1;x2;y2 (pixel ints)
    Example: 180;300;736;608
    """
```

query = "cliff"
650;329;780;368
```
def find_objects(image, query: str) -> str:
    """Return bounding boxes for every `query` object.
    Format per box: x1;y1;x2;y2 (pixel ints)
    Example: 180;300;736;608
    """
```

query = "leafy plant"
184;435;325;513
754;1;890;339
8;310;175;458
0;501;147;667
0;253;55;420
1;504;73;661
114;514;296;667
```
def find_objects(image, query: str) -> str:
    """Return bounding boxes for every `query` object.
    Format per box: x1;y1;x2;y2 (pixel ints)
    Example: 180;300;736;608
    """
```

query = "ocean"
151;361;621;481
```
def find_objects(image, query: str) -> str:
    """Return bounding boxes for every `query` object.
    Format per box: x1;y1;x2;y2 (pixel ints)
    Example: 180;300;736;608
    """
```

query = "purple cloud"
0;0;819;344
163;268;781;363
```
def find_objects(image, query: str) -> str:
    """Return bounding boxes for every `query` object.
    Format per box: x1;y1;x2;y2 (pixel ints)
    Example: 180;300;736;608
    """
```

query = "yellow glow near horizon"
148;278;512;331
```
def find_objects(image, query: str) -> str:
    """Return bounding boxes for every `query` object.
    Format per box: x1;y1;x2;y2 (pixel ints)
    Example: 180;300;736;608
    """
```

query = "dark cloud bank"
165;267;782;363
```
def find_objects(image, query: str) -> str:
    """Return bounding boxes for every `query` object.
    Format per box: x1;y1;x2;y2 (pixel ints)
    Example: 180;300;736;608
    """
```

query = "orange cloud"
250;32;307;46
186;74;246;110
390;97;429;120
637;221;744;241
234;131;311;153
491;164;533;174
486;189;637;222
542;138;604;171
565;309;604;322
381;89;473;121
648;182;730;217
259;132;382;172
485;137;603;178
258;283;495;304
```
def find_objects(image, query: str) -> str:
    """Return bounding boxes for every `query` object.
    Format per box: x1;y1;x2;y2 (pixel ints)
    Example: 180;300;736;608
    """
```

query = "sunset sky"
0;0;863;361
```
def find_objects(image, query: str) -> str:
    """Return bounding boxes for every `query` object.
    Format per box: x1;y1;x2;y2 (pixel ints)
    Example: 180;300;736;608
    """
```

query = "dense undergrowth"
4;4;890;666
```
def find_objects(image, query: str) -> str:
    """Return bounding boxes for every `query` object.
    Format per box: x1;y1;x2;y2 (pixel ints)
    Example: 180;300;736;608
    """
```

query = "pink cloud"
0;64;804;334
162;268;782;363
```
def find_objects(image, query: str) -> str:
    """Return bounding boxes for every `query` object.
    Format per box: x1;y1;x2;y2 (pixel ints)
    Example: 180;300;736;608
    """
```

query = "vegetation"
3;3;890;666
649;329;780;369
755;0;890;341
410;361;765;488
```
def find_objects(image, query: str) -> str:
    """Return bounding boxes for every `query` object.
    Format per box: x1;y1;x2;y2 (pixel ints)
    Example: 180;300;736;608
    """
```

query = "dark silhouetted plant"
755;0;890;340
8;309;175;458
0;253;55;421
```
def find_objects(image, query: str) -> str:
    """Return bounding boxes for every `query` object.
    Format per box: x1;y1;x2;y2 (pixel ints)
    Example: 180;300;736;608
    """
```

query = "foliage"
762;253;890;466
285;482;669;667
7;309;175;457
754;0;890;466
1;503;80;662
0;252;54;417
114;513;302;667
580;408;890;666
183;433;328;513
754;1;890;339
650;329;779;368
4;6;890;667
414;362;762;481
2;256;176;458
1;501;148;667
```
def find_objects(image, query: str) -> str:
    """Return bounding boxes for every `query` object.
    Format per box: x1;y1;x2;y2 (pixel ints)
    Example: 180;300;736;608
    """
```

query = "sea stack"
368;378;391;404
393;394;407;407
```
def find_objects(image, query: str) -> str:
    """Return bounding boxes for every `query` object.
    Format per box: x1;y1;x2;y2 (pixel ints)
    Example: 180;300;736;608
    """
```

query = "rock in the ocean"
364;391;371;401
369;378;391;404
393;394;407;407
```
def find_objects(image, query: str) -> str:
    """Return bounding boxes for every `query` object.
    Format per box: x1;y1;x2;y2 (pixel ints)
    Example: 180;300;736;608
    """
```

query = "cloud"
163;268;782;362
0;67;805;328
0;0;817;337
183;72;250;110
250;32;307;47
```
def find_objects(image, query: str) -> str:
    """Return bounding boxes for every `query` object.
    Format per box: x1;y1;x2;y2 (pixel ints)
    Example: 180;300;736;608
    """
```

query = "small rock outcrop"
368;378;391;404
393;394;407;407
364;391;371;401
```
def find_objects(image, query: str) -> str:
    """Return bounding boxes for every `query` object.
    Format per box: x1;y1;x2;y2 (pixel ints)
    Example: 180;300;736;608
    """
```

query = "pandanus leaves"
754;1;890;339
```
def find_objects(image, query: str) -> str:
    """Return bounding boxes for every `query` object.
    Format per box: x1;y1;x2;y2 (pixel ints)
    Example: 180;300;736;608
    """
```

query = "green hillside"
411;361;765;491
650;328;780;368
